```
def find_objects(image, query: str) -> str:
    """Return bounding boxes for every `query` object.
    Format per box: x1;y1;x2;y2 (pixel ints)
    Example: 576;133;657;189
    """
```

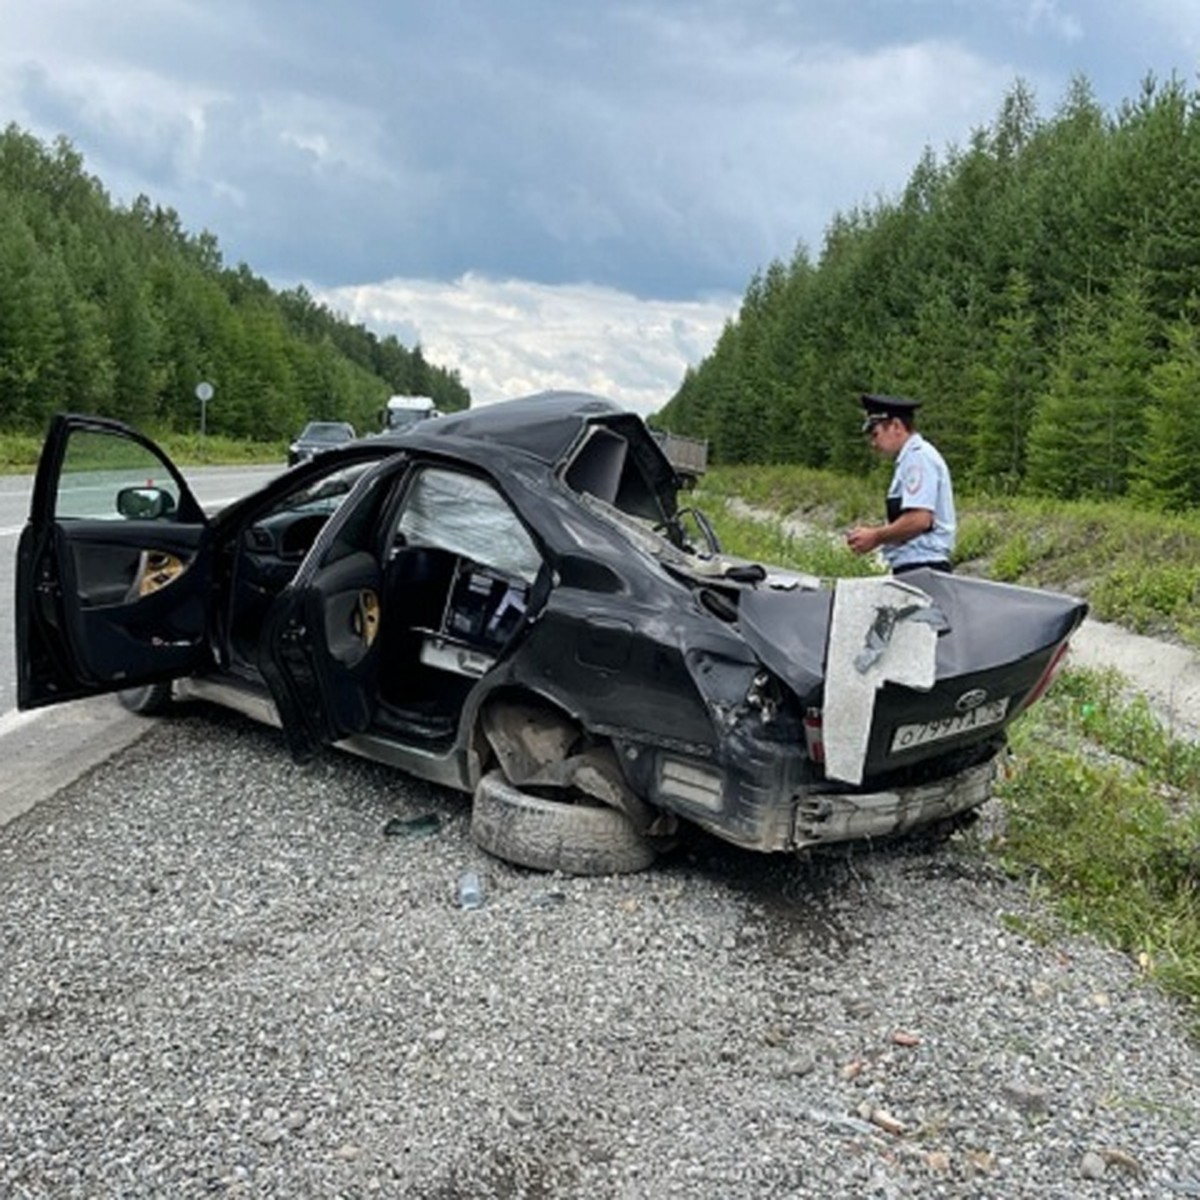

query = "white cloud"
317;274;738;416
3;0;1195;404
1015;0;1083;42
1123;0;1200;61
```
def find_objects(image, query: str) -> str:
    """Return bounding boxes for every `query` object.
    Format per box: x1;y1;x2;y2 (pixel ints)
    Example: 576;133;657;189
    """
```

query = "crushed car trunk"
739;569;1087;785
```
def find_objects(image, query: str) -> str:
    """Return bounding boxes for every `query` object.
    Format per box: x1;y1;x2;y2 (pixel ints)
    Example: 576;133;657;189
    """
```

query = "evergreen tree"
1025;274;1155;498
1128;312;1200;509
0;125;472;438
969;270;1041;492
0;207;66;428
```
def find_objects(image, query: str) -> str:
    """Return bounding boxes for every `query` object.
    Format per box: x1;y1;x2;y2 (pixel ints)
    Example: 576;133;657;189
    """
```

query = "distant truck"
649;429;709;485
382;394;440;432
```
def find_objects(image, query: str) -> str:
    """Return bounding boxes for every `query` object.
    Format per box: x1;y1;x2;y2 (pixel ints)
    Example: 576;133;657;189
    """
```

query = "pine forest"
0;124;469;444
660;75;1200;511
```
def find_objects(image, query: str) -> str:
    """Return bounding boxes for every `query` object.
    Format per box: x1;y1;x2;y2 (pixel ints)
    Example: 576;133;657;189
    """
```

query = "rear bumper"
635;733;997;854
791;758;996;848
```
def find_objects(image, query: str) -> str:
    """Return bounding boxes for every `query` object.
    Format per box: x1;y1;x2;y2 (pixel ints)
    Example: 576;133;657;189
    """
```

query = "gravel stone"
1;704;1198;1198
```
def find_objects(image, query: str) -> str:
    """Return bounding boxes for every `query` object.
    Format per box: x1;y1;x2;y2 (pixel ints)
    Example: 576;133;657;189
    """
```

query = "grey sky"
4;1;1196;412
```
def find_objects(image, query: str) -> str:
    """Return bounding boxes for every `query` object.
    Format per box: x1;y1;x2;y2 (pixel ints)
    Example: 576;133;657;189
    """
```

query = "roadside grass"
997;667;1200;1026
155;432;286;466
0;432;46;472
700;500;882;579
704;465;1200;648
703;465;1200;1031
0;429;283;472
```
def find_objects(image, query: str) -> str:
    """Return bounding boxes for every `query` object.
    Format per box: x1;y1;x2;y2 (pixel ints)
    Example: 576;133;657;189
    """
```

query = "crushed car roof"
413;391;624;463
391;390;681;518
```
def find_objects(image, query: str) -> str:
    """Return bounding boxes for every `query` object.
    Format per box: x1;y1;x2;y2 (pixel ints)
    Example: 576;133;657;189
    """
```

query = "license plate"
890;698;1010;752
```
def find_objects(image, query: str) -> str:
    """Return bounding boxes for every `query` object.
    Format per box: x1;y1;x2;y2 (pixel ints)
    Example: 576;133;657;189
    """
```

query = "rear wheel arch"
466;688;670;874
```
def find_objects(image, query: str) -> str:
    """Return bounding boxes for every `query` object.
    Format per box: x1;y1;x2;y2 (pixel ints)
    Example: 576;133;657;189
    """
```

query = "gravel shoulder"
1;704;1198;1197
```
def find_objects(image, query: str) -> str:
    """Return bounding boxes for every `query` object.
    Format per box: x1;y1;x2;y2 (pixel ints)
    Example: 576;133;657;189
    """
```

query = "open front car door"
17;415;213;710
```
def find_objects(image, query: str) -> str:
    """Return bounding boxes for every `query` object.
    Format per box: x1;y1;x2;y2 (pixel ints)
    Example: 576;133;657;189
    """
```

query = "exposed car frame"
16;392;1087;874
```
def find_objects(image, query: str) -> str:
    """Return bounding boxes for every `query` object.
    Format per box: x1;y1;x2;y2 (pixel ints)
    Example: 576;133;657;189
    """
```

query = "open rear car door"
259;467;390;763
17;415;212;710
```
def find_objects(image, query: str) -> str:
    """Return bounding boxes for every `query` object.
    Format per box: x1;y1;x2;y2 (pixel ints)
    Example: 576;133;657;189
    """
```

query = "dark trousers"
893;561;953;576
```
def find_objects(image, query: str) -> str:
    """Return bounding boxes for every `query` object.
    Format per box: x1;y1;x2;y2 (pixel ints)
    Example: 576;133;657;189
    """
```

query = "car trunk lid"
738;571;1087;785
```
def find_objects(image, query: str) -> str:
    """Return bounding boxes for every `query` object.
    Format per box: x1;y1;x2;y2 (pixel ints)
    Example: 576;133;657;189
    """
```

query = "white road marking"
0;706;45;735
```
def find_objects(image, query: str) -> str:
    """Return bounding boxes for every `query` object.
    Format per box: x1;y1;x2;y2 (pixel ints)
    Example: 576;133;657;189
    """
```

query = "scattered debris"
858;1101;906;1135
1100;1147;1144;1177
383;812;441;837
456;870;484;910
803;1107;879;1137
1002;1080;1050;1115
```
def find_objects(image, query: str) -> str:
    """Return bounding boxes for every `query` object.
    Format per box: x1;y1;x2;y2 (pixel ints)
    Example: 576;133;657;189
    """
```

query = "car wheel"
117;682;173;716
471;769;658;875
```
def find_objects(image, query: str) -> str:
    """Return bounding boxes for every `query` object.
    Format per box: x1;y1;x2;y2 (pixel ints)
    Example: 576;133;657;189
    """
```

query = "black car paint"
17;392;1088;857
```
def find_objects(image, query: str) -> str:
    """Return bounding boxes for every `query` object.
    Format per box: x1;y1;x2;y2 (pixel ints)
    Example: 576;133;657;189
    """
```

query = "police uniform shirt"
883;432;956;569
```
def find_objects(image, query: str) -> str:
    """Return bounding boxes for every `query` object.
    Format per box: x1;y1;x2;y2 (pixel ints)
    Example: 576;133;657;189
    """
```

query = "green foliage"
662;77;1200;514
701;464;883;530
1128;313;1200;510
950;511;1006;563
997;667;1200;1021
988;530;1044;582
1090;563;1200;638
701;497;882;579
155;432;285;466
0;431;47;470
0;125;470;440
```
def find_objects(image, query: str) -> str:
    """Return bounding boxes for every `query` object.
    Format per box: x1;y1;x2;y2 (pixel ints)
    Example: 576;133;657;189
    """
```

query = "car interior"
370;465;542;742
218;423;675;748
225;460;543;748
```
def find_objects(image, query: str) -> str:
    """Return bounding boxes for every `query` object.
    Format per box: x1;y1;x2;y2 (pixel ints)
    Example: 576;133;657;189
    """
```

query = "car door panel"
17;415;212;711
61;525;208;678
262;549;384;761
61;522;203;607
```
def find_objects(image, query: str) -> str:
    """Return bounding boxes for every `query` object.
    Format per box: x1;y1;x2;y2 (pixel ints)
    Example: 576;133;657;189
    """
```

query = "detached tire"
117;682;173;716
471;770;658;875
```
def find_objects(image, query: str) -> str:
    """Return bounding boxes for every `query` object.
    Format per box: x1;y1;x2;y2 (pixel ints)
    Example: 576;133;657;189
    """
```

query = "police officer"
845;393;956;574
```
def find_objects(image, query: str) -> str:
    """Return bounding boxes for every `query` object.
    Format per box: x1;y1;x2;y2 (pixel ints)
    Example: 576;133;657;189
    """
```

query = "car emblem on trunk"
956;688;989;712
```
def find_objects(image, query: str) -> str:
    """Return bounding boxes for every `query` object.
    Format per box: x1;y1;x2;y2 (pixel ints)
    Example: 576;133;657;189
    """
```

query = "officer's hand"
845;526;877;556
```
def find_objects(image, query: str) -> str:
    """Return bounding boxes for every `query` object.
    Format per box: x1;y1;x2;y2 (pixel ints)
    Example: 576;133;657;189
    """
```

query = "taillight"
804;707;825;763
1013;639;1072;716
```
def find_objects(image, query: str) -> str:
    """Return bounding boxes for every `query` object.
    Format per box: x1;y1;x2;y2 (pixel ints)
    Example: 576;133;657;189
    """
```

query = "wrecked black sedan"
16;392;1086;874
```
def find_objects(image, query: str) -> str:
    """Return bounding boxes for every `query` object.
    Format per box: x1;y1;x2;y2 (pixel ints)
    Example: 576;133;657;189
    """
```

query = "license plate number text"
890;698;1010;752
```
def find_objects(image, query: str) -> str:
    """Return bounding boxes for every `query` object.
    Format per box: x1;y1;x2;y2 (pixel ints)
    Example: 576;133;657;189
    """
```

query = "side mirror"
116;485;177;520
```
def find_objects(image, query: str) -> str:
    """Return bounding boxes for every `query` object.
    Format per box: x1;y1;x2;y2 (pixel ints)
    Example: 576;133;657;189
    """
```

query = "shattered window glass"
396;468;542;583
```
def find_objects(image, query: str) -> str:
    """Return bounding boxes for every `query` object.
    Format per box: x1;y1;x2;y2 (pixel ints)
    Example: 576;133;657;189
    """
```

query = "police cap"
859;392;921;431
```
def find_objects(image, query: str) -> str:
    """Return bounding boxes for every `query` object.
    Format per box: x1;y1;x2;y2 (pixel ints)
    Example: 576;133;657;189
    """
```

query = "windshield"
265;462;374;519
300;423;354;442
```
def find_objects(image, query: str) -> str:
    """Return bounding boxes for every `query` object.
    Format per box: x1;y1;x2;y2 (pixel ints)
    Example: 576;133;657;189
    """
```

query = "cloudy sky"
3;2;1197;414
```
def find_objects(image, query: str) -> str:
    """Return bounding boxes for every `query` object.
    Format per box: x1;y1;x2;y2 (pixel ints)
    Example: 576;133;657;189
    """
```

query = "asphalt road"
0;462;282;828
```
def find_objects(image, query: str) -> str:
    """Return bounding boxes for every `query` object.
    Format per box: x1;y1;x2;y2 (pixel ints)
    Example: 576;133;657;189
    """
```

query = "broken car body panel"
16;393;1088;861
